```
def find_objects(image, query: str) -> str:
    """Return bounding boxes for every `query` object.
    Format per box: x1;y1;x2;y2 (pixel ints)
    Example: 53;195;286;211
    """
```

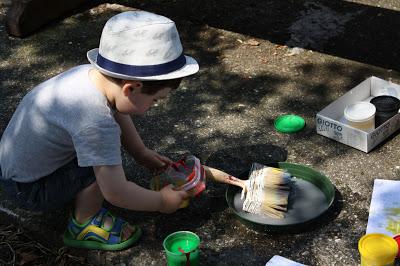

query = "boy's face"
116;79;181;115
129;86;171;115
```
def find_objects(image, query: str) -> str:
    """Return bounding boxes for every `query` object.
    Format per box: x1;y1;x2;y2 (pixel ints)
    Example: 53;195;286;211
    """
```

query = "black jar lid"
370;95;400;112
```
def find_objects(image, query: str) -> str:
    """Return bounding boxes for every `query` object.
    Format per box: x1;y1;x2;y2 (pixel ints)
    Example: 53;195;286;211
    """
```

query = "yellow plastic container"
358;233;398;266
179;199;190;208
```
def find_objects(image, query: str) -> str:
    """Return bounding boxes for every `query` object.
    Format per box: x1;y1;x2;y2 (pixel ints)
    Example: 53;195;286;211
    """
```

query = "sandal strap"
78;225;110;242
92;208;109;227
67;208;127;244
110;216;126;236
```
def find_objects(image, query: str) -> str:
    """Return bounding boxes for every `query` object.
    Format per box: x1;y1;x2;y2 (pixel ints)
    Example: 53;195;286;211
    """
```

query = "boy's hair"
106;76;182;95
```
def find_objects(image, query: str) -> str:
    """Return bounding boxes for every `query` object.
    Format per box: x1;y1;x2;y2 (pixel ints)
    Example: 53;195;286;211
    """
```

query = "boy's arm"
114;113;172;169
93;164;188;213
114;112;146;157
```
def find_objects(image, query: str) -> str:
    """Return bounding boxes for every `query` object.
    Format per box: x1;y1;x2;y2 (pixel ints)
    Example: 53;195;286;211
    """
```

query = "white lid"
344;102;376;122
371;85;400;99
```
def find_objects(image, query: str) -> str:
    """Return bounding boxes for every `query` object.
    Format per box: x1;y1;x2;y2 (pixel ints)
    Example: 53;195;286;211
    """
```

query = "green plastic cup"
163;231;200;266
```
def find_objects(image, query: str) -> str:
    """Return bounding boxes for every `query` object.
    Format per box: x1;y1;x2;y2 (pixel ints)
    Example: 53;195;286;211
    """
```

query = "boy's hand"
136;148;173;171
159;185;189;213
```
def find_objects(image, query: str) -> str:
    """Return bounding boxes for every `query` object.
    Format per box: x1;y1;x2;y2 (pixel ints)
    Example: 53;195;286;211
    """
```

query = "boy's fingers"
179;191;190;199
155;154;173;165
160;155;173;164
162;184;175;192
164;184;189;199
166;184;176;190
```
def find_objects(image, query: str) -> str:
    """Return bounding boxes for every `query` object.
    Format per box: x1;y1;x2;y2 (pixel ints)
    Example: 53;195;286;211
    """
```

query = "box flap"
318;77;372;120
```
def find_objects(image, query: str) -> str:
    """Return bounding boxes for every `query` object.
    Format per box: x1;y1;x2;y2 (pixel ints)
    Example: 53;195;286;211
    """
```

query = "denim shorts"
0;158;96;212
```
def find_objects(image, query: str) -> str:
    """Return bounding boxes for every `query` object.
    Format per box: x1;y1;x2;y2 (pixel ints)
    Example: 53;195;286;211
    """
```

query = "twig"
0;241;16;265
56;247;89;265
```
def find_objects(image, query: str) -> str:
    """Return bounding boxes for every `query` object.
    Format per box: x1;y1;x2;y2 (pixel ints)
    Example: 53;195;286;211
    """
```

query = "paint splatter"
385;208;400;235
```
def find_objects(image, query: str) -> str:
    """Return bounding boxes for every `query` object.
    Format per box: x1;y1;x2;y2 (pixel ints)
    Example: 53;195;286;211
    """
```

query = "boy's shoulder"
59;64;92;79
28;64;100;108
34;64;92;88
38;64;93;89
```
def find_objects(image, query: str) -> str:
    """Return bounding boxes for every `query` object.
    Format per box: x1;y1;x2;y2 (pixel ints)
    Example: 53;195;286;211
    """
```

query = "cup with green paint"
163;231;200;266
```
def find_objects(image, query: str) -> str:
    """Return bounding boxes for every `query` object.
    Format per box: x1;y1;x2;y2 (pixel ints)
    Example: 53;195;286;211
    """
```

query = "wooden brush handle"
203;165;246;190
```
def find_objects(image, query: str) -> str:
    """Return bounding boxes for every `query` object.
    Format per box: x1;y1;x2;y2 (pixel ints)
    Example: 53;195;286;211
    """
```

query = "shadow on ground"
1;1;400;265
116;0;400;71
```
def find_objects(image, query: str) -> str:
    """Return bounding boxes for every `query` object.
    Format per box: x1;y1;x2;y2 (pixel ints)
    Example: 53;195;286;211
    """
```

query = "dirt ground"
1;0;400;265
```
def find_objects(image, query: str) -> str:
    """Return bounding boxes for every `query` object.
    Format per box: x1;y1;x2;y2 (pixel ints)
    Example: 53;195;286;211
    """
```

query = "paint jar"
371;85;400;99
150;155;206;209
370;96;400;127
163;231;200;266
358;233;398;266
150;176;192;208
393;235;400;258
344;102;376;132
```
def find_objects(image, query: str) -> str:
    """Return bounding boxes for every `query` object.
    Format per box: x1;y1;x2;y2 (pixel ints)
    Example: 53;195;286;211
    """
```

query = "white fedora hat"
87;11;199;81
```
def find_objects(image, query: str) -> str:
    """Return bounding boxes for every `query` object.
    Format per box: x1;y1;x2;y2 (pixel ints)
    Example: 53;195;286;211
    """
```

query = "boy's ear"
131;80;143;90
122;81;143;96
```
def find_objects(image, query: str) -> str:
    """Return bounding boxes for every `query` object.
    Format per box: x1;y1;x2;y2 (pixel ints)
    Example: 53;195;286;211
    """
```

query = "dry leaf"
19;252;41;265
259;57;268;63
243;39;260;46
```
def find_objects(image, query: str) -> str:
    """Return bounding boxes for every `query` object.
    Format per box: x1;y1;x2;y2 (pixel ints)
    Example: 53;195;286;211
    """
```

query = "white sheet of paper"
265;255;306;266
366;179;400;236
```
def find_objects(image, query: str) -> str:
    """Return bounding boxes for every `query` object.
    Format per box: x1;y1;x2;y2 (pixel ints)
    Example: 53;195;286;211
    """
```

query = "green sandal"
63;208;142;251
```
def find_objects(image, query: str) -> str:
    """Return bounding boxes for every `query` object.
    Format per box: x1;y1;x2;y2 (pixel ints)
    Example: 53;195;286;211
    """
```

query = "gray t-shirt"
0;64;122;182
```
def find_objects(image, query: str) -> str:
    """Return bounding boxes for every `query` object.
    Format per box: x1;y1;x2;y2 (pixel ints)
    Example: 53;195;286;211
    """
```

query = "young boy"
0;11;199;250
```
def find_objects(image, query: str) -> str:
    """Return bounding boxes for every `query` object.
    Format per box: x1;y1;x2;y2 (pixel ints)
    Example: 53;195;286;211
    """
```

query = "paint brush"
243;163;292;218
203;163;293;219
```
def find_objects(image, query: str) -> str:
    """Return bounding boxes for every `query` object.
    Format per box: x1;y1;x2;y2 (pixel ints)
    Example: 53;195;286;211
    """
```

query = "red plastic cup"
393;235;400;258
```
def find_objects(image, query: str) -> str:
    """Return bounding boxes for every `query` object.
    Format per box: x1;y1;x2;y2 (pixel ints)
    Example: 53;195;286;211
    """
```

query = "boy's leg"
0;158;96;212
73;174;135;241
74;181;104;223
1;159;139;247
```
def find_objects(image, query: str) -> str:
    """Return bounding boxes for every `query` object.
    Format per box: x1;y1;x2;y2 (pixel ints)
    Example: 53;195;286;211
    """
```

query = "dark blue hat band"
96;52;186;77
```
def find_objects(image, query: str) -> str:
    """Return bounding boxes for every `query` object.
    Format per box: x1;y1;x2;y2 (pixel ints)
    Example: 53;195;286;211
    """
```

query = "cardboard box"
316;76;400;153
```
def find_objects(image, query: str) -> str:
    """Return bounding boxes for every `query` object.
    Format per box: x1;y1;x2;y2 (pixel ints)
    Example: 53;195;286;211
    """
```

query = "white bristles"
242;163;292;219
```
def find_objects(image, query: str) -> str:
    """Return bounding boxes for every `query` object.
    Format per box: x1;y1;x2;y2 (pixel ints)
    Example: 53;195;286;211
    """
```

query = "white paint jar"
344;102;376;132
